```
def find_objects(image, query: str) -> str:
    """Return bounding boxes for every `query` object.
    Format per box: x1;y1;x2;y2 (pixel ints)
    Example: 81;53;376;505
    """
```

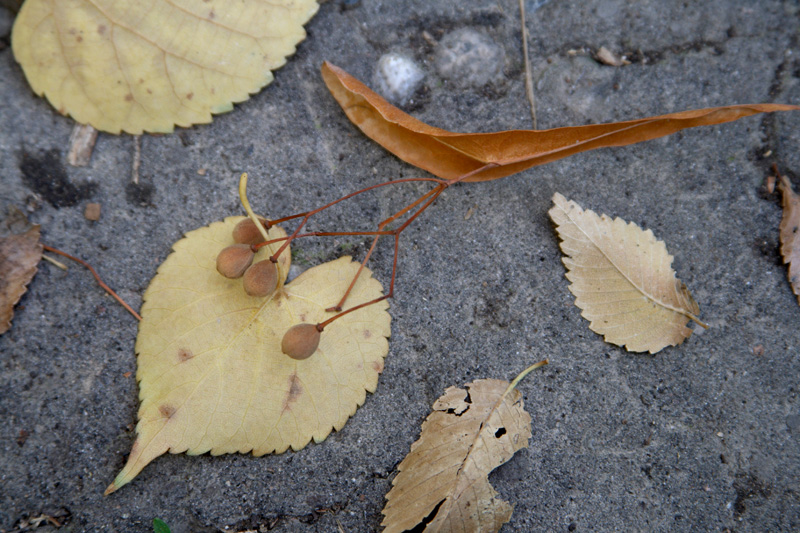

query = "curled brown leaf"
0;208;43;334
778;172;800;304
321;61;798;183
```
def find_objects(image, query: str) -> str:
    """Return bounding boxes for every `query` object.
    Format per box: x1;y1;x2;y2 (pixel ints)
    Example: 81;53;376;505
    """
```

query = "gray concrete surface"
2;0;800;531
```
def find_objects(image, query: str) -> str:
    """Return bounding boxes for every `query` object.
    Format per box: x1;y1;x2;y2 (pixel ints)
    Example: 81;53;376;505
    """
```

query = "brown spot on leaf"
76;36;83;42
186;92;194;100
159;404;176;418
282;373;303;412
178;348;193;362
209;9;216;19
372;361;384;373
125;93;134;102
97;24;107;35
299;313;306;322
363;329;372;339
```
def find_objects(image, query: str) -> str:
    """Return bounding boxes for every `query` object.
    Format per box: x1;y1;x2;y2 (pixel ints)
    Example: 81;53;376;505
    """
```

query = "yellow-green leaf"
549;193;704;354
12;0;319;134
106;216;390;494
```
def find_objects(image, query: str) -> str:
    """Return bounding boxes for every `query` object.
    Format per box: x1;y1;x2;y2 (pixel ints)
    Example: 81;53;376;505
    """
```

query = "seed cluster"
216;217;321;360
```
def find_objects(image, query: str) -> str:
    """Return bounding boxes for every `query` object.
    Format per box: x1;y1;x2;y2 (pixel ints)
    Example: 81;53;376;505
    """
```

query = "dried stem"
238;162;499;335
42;244;142;322
131;135;141;185
505;359;549;397
519;0;537;129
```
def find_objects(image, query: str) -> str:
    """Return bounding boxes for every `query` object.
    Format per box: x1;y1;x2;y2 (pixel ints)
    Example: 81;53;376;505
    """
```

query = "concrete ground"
1;0;799;531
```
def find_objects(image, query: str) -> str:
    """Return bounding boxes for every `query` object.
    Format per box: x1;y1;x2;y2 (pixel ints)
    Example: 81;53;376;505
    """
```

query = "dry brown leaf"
549;193;704;354
382;362;547;533
12;0;319;134
321;62;798;183
778;174;800;304
0;208;43;335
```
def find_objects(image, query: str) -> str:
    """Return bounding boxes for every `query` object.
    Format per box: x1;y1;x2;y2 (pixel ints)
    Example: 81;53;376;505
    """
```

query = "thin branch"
519;0;537;129
131;135;141;185
42;244;142;321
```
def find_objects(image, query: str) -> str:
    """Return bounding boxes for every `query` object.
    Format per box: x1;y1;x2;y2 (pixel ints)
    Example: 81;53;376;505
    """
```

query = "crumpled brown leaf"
382;362;547;533
778;173;800;304
0;208;43;334
321;62;798;183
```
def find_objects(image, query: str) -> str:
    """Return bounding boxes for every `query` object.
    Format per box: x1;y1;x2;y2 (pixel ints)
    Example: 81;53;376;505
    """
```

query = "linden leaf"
382;362;547;533
12;0;319;134
549;193;704;354
106;216;390;494
0;208;43;335
778;174;800;305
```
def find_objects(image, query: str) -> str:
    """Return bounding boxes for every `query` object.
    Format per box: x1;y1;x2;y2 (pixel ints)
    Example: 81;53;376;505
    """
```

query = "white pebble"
435;28;504;88
374;53;425;104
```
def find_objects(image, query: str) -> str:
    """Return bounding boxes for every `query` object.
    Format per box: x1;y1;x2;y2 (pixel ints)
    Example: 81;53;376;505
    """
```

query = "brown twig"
519;0;537;128
131;135;141;185
41;244;142;321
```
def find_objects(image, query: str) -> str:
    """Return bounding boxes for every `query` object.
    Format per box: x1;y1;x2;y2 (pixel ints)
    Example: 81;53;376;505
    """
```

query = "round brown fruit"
232;217;268;246
281;323;321;360
216;244;254;279
243;260;278;297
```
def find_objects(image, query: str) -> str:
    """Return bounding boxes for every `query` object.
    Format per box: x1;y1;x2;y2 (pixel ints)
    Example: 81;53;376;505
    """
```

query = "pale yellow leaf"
778;174;800;305
381;364;545;533
12;0;319;134
549;193;704;354
106;216;390;494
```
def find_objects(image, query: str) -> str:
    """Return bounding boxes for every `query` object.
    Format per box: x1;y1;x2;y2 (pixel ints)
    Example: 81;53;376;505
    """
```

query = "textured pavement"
1;1;799;531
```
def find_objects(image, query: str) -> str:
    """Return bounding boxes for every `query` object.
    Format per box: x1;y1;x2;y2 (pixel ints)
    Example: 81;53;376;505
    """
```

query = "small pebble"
596;46;629;67
84;203;101;221
374;53;424;105
435;28;504;88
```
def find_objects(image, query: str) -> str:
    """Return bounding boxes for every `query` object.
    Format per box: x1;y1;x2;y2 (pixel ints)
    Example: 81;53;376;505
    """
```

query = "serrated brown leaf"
0;208;43;335
549;193;704;354
778;174;800;304
321;62;798;183
381;365;545;533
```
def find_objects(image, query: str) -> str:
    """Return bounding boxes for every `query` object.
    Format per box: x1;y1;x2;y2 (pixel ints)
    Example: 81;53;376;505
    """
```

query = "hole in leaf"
403;498;445;533
463;389;473;404
494;427;506;438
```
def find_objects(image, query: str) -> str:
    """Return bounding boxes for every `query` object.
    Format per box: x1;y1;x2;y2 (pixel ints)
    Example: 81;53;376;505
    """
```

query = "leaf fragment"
0;208;43;335
12;0;319;134
549;193;704;354
321;62;798;182
382;361;548;533
106;216;390;494
778;173;800;304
